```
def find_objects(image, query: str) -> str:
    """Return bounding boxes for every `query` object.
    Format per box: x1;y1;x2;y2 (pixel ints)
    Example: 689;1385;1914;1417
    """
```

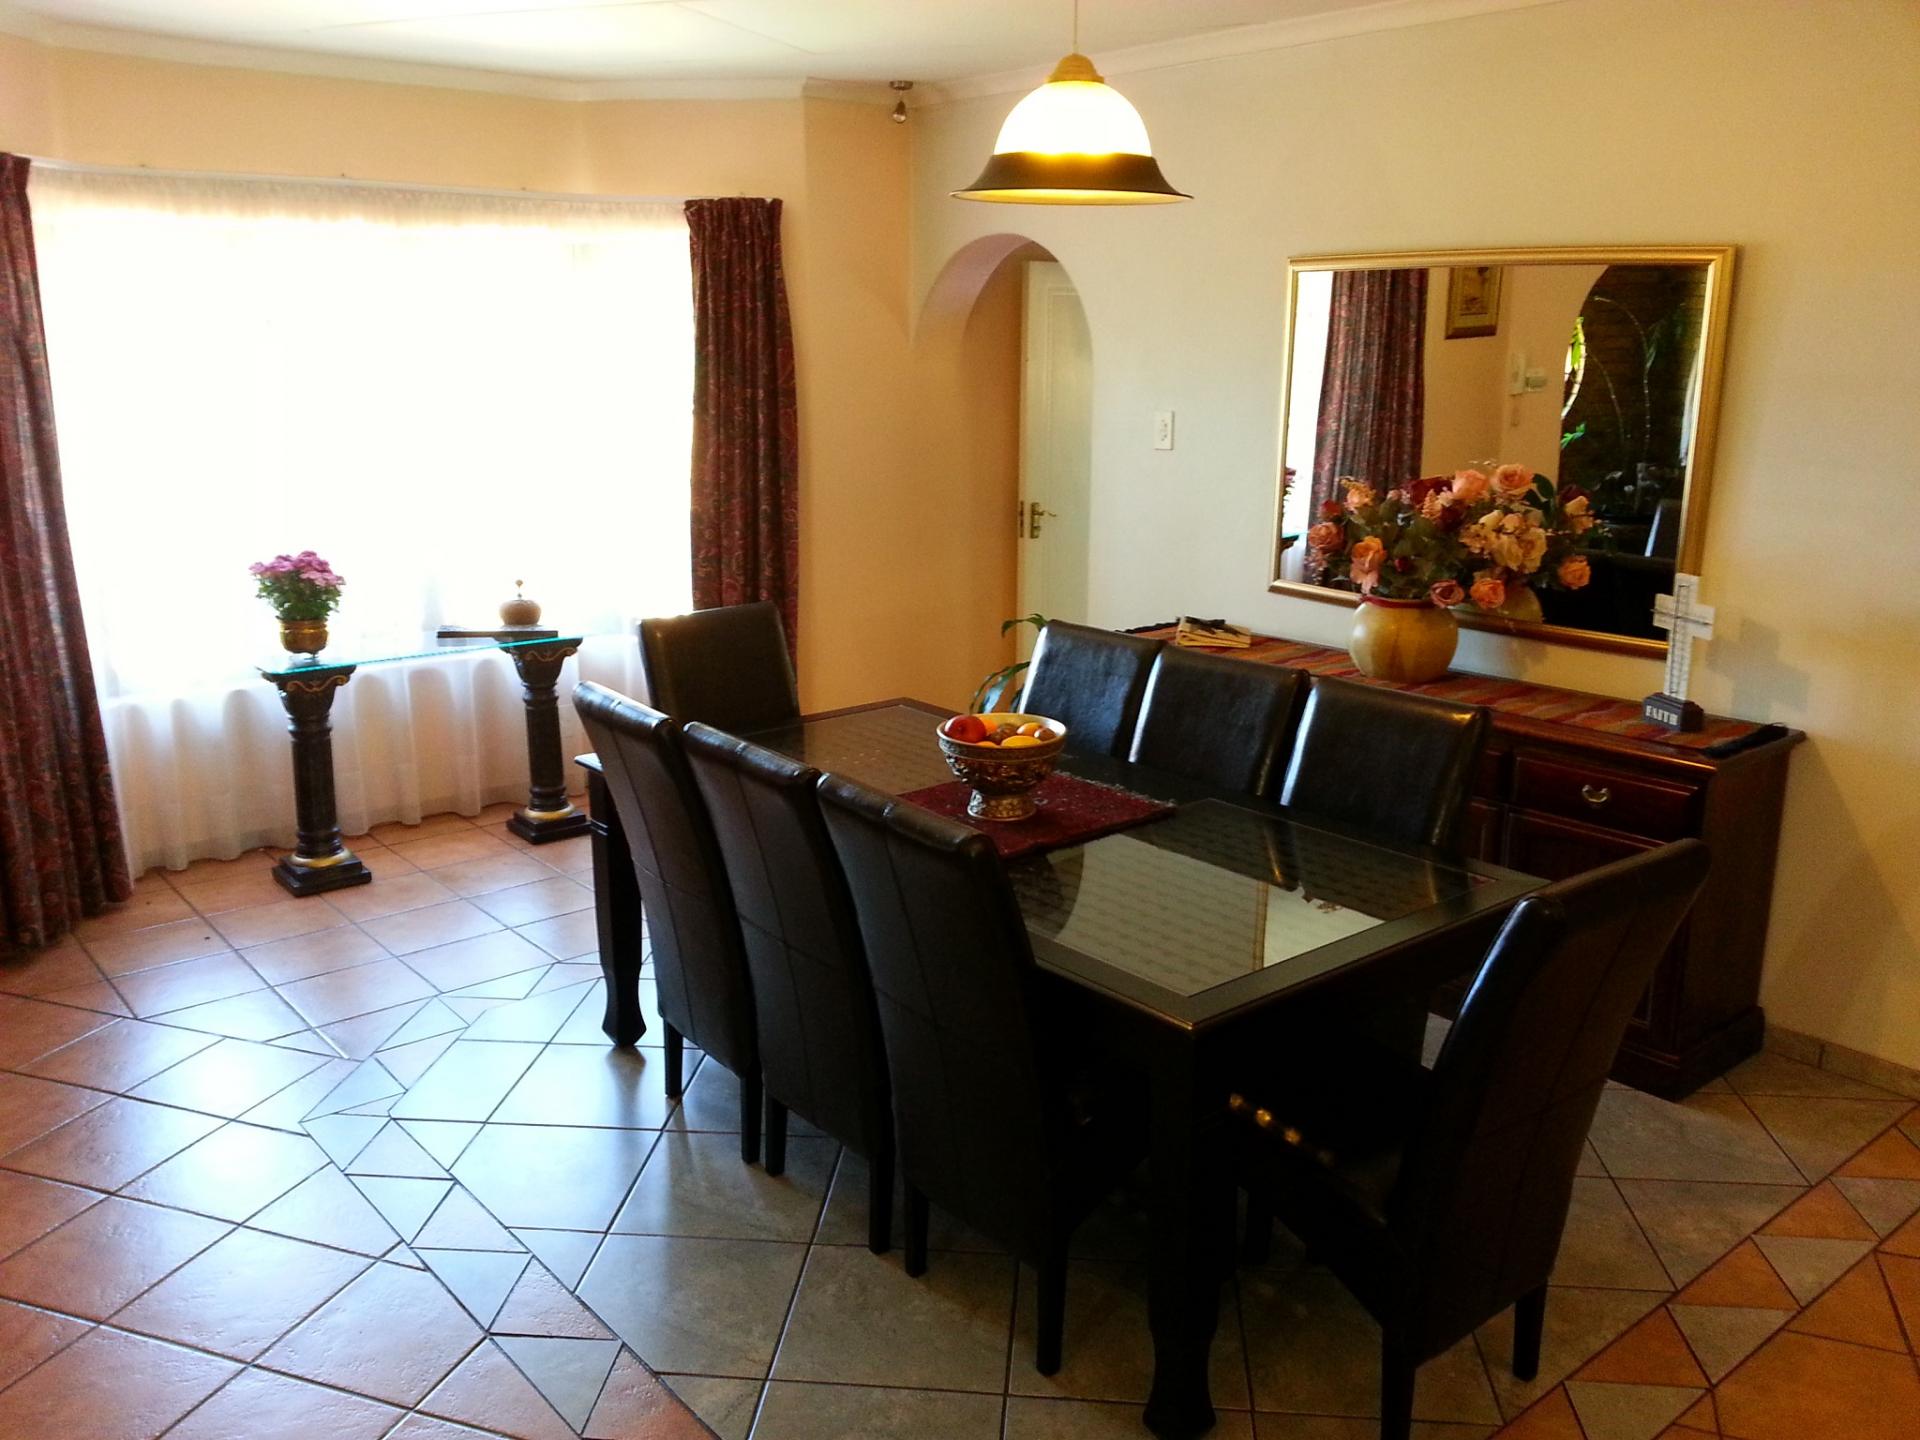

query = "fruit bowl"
936;713;1068;821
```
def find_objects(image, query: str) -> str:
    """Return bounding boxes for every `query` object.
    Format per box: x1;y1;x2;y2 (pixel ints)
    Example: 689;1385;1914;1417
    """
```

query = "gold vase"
279;618;329;657
1492;583;1546;623
1349;597;1457;684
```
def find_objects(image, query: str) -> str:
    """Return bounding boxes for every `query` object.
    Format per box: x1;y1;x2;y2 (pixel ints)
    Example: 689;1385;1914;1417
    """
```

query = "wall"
1419;267;1504;476
911;0;1920;1069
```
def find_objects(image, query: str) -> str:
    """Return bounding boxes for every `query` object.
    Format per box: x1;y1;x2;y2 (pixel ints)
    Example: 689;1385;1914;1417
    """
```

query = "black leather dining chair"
1129;646;1305;797
684;723;896;1253
1276;677;1490;853
638;600;800;734
1230;839;1709;1440
1018;621;1163;759
817;772;1145;1375
572;682;763;1161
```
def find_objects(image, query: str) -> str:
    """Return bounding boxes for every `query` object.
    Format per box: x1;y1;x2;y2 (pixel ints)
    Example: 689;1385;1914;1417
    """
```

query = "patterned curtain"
684;197;800;653
1308;267;1428;579
0;155;130;946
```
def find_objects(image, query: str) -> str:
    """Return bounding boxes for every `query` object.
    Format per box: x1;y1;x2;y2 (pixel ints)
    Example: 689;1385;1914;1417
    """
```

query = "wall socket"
1153;410;1175;450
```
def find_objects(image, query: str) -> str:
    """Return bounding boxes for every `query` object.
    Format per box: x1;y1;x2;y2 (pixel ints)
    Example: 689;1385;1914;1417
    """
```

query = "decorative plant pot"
1348;597;1457;684
500;581;542;627
1490;583;1545;623
279;618;329;657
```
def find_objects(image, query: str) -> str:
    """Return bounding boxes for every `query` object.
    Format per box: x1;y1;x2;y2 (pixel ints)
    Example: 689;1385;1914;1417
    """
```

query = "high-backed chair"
1129;646;1305;797
1018;621;1162;759
638;600;800;734
572;682;762;1161
684;723;896;1253
1277;677;1490;853
1231;839;1709;1440
817;773;1145;1375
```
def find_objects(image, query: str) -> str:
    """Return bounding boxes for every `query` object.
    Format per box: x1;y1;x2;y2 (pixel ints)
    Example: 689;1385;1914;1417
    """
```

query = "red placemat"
900;772;1173;861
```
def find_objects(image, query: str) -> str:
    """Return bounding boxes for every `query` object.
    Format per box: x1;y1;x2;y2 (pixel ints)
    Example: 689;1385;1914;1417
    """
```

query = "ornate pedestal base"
272;850;373;896
263;665;372;897
506;640;592;844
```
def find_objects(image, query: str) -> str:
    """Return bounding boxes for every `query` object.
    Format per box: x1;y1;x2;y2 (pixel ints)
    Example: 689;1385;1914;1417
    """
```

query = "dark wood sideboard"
1130;625;1803;1098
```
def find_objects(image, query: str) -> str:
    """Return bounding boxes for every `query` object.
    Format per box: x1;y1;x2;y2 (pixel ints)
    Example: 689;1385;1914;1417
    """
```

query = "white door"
1017;261;1093;656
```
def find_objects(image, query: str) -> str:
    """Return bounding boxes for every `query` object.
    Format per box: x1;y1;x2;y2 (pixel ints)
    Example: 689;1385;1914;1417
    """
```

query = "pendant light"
953;0;1189;206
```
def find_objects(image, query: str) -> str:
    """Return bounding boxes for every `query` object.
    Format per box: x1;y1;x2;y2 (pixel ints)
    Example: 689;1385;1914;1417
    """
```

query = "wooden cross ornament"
1644;573;1714;731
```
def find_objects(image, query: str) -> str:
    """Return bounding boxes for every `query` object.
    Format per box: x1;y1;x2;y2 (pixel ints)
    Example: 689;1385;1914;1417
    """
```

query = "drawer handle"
1581;783;1612;808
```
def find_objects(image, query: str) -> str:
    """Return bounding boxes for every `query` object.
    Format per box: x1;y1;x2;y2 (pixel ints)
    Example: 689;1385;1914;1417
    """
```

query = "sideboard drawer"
1512;754;1701;840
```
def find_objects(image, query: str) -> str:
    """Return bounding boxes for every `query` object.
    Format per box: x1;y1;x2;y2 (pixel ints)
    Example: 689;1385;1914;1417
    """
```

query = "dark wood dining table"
578;698;1542;1438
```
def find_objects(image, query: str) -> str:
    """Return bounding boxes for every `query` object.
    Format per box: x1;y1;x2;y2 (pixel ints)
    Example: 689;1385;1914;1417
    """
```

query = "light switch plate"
1153;410;1175;450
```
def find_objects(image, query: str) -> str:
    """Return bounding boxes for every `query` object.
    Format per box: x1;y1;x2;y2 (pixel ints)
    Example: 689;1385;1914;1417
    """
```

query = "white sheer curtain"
29;168;695;872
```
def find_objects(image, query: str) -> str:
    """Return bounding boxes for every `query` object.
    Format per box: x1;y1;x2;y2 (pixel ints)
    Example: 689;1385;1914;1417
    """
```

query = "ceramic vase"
278;617;329;657
1348;597;1457;684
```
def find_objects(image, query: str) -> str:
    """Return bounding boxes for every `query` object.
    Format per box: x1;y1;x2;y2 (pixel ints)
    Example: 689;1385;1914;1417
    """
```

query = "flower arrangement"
250;551;345;621
1306;463;1600;612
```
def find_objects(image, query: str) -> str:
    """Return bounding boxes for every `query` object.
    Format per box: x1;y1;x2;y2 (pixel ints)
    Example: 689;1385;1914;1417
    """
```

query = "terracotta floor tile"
539;835;594;875
163;1365;403;1440
85;918;232;978
585;1348;712;1440
123;1120;328;1221
0;1296;92;1391
208;897;346;949
1759;1181;1879;1241
243;926;389;986
0;1195;229;1319
21;1016;222;1092
370;814;479;845
172;866;296;915
239;1057;360;1132
1880;1253;1920;1350
404;930;554;992
279;957;437;1028
0;1071;111;1154
0;1170;103;1261
361;899;503;956
0;994;116;1070
1837;1128;1920;1181
128;1037;330;1119
39;978;133;1016
0;1324;239;1440
419;1337;576;1439
158;988;312;1044
389;830;518;872
320;1002;434;1059
246;1165;403;1256
0;942;108;998
355;842;422;876
495;1334;620;1431
166;851;278;885
471;877;593;928
1786;1256;1907;1352
1882;1209;1920;1258
517;909;598;961
71;886;197;939
259;1259;484;1406
430;853;559;901
326;870;459;922
1715;1330;1920;1440
1674;1240;1800;1311
114;952;267;1019
113;1225;371;1360
492;1261;614;1339
0;1095;224;1189
1575;1306;1707;1386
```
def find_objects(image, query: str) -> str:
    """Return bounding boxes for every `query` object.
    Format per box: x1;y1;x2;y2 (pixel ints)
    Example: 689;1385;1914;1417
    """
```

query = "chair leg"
1242;1192;1274;1265
1380;1334;1416;1440
1512;1284;1546;1381
1035;1246;1068;1377
904;1185;929;1278
662;1026;684;1098
866;1144;895;1255
740;1068;762;1165
764;1096;788;1177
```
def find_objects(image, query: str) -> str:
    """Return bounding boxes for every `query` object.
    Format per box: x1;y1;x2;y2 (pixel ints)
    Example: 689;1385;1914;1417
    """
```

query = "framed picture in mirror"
1270;245;1737;657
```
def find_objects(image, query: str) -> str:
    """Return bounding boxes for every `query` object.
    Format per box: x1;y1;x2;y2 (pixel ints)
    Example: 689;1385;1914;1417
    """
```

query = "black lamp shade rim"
953;150;1190;203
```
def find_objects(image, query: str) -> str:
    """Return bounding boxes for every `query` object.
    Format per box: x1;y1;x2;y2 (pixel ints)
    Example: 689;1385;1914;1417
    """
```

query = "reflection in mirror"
1274;248;1733;650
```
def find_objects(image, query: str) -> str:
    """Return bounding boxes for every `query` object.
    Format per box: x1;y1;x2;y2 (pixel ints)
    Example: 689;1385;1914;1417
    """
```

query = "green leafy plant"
969;613;1050;714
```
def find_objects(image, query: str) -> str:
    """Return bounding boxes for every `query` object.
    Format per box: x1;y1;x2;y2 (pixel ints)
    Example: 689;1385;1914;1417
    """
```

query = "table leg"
1142;1031;1233;1439
507;643;591;843
268;669;372;897
583;766;646;1045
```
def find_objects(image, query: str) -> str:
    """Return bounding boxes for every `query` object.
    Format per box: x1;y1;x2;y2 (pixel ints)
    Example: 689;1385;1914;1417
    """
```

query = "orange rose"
1348;536;1386;593
1451;468;1490;503
1558;555;1592;589
1306;520;1345;552
1429;580;1466;607
1343;481;1379;512
1470;574;1507;610
1492;463;1535;495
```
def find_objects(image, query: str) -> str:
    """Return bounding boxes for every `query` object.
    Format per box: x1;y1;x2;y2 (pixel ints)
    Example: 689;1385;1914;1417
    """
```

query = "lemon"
1000;734;1043;749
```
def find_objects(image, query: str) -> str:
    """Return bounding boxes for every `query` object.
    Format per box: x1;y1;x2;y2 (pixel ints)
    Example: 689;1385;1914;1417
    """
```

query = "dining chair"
1128;645;1305;797
572;682;763;1162
684;723;897;1253
637;600;800;734
1276;676;1490;853
816;772;1146;1375
1018;621;1163;759
1230;839;1710;1440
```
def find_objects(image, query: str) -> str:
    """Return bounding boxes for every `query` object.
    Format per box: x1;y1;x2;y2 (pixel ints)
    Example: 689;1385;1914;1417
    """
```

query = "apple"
944;714;988;744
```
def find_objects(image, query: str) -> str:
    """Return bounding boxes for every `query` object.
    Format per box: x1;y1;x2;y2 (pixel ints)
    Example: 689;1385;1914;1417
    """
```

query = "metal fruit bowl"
936;713;1068;821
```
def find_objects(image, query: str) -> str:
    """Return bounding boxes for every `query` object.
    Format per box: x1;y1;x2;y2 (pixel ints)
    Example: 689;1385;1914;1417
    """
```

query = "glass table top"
258;630;587;680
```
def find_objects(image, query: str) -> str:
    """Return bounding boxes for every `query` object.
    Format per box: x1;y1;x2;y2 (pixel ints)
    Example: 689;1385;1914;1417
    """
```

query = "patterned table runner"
899;772;1173;861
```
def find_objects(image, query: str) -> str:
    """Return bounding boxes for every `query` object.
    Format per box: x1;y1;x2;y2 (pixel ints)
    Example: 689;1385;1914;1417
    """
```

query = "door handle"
1028;505;1054;540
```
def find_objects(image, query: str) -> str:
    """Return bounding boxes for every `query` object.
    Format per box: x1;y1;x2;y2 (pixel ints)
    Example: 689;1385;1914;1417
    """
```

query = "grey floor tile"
1739;1094;1913;1181
579;1233;807;1377
451;1122;654;1230
772;1246;1016;1393
613;1131;837;1242
1551;1177;1673;1290
1006;1396;1254;1439
669;1062;821;1137
1614;1178;1803;1285
1251;1418;1490;1438
1724;1050;1903;1101
388;1040;543;1122
489;1042;676;1128
813;1151;998;1254
1586;1089;1802;1185
666;1375;763;1440
1473;1286;1665;1420
753;1381;1003;1439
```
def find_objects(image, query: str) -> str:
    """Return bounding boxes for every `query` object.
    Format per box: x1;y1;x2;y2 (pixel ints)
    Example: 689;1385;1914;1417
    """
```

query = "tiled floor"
2;809;1918;1439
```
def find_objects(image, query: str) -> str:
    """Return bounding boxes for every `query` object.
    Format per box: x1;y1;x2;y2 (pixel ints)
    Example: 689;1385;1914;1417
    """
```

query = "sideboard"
1130;625;1803;1097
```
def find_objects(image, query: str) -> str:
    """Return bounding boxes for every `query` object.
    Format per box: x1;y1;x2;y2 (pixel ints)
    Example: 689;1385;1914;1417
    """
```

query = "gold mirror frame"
1269;244;1737;658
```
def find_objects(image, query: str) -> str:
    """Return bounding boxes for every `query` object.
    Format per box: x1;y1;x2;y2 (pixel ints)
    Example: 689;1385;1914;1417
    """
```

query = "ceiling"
3;0;1404;86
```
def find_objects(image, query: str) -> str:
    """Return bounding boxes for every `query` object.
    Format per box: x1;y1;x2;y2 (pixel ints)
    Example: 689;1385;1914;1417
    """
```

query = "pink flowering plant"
1306;464;1601;611
250;551;345;621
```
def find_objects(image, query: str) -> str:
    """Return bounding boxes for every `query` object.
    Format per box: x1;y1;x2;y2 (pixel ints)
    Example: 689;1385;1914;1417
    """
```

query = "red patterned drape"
1308;267;1428;579
684;197;800;653
0;154;131;947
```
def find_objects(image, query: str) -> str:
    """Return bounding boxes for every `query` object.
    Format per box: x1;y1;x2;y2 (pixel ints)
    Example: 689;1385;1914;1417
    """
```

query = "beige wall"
1420;267;1504;476
912;0;1920;1069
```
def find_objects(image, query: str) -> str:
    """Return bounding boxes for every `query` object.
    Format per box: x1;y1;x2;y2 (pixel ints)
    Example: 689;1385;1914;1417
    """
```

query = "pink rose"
1306;521;1345;552
1429;580;1465;607
1470;574;1507;611
1348;536;1386;594
1492;463;1535;495
1558;555;1591;589
1451;469;1490;503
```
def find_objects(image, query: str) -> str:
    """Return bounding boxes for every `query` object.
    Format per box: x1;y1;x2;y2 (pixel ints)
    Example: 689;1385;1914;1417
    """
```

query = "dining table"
577;697;1543;1438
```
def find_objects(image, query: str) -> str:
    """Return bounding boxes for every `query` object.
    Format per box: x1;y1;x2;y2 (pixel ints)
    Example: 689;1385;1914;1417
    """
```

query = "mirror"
1270;246;1735;654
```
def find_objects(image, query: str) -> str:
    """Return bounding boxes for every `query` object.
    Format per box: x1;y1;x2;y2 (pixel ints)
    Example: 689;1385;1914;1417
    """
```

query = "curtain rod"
20;156;687;207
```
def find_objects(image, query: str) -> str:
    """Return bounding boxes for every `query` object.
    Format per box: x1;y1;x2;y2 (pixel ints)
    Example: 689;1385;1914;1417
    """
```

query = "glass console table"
258;631;591;896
